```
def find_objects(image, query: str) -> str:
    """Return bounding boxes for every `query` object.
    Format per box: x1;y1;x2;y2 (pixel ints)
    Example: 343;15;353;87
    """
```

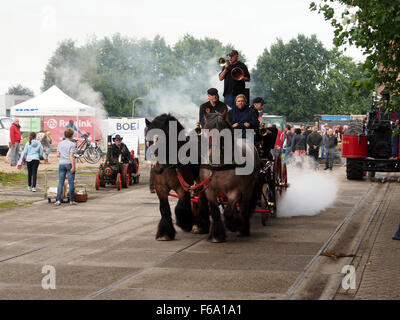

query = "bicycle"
75;133;104;164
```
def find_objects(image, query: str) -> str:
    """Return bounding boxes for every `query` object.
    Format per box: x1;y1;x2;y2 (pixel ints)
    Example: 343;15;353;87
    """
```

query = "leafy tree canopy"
310;0;400;109
252;34;370;122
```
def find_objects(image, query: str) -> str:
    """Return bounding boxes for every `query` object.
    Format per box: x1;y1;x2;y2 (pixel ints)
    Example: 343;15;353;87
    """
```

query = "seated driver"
111;134;132;164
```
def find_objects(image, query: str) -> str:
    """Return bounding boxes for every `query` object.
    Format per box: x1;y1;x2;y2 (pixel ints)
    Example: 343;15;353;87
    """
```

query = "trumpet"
218;57;244;81
194;122;202;136
231;67;244;81
259;123;269;136
218;57;229;67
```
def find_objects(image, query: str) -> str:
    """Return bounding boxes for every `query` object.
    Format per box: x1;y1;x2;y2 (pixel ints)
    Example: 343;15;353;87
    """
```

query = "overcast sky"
0;0;364;96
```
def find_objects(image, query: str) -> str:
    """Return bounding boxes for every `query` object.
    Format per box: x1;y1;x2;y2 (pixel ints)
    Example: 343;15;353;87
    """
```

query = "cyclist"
65;120;84;138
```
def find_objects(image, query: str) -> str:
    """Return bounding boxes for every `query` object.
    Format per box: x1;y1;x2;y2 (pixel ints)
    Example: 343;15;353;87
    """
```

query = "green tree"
252;34;370;122
310;0;400;108
41;34;242;117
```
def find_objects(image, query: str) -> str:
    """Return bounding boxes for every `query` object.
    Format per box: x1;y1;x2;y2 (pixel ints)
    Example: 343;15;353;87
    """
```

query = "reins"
176;168;213;196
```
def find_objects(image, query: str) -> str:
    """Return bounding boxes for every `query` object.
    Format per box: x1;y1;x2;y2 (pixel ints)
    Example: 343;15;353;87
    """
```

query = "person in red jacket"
10;118;22;166
274;125;285;155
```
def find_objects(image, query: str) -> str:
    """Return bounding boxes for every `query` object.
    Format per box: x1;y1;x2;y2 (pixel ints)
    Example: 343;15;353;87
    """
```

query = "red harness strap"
176;169;213;195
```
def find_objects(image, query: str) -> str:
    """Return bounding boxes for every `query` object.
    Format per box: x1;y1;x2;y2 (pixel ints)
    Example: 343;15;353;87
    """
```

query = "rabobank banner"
43;116;102;144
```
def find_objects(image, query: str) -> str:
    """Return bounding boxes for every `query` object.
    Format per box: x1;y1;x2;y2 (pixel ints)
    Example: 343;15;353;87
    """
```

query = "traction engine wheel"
95;173;101;190
346;159;363;180
99;169;106;187
116;173;122;190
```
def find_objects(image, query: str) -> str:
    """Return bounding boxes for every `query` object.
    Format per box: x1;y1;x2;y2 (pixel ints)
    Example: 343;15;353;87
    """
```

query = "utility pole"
132;97;144;118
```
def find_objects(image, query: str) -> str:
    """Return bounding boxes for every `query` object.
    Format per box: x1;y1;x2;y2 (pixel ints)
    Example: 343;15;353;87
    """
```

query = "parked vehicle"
0;117;12;155
261;115;286;131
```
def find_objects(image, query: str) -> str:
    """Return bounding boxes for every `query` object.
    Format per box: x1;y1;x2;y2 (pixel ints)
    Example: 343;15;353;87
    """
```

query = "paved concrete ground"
0;160;399;300
335;181;400;300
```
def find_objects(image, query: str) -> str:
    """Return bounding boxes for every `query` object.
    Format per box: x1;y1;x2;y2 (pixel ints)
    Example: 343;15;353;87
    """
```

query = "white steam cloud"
277;156;338;217
145;58;225;128
54;66;107;120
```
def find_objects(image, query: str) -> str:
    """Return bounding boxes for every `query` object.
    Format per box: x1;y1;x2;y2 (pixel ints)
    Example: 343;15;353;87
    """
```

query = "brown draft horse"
146;114;209;241
198;112;261;242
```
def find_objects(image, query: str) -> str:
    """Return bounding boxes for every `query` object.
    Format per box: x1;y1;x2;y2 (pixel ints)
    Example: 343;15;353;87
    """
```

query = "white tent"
10;85;95;117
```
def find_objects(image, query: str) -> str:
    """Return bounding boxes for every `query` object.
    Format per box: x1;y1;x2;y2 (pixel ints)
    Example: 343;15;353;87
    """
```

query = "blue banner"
321;115;350;121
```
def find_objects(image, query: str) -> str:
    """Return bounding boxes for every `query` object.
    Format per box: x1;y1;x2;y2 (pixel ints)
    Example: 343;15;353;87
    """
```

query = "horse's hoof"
209;237;226;243
192;225;203;234
156;235;172;241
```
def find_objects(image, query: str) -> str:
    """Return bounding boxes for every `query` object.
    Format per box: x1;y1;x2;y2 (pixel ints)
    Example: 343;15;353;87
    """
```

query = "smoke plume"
277;156;339;217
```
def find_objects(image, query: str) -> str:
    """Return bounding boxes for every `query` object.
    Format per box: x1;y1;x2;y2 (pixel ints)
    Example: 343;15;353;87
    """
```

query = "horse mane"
204;112;232;132
149;113;185;133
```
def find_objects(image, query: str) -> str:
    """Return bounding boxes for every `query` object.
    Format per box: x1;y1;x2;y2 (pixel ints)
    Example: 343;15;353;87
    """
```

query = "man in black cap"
250;97;264;126
199;88;228;127
218;49;250;109
111;134;132;163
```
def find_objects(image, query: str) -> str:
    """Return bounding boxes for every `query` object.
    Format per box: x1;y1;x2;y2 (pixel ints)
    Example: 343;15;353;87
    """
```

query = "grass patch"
0;201;18;209
78;172;96;176
0;172;27;186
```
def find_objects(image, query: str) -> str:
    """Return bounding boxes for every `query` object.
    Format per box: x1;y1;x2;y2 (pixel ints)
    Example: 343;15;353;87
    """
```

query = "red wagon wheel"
122;164;130;188
95;173;101;190
116;173;122;191
282;162;288;185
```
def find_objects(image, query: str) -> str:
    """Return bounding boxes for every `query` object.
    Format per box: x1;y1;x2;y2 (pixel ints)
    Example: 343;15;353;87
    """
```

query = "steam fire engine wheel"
346;159;363;180
116;173;122;190
95;174;101;190
260;183;272;226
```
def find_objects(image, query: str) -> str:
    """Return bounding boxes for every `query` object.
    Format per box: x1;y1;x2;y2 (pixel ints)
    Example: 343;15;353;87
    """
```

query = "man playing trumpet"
218;49;250;109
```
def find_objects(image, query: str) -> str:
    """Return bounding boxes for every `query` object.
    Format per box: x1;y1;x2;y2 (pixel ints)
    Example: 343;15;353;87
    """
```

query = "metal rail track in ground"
328;182;389;300
283;183;380;300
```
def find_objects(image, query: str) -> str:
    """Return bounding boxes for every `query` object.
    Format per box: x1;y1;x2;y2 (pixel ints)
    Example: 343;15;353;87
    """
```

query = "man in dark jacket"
228;94;258;139
307;127;323;163
219;50;250;108
250;97;264;125
199;88;228;127
111;135;132;163
291;128;307;155
284;125;294;163
324;129;338;170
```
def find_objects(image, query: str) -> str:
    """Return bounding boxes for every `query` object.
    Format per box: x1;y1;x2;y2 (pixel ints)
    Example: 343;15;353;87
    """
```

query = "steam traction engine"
95;135;140;190
342;93;400;179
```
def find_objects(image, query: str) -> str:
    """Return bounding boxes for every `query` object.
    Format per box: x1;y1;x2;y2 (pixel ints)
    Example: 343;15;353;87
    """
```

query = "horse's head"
203;111;231;132
145;113;186;164
202;111;233;165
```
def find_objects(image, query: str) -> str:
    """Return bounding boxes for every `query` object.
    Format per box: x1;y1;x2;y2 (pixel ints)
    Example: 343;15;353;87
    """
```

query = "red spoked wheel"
282;162;288;185
116;173;122;191
122;164;130;188
95;173;101;190
260;183;271;226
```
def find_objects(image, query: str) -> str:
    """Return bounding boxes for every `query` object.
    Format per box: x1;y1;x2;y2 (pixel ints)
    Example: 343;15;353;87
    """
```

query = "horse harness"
153;162;247;196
